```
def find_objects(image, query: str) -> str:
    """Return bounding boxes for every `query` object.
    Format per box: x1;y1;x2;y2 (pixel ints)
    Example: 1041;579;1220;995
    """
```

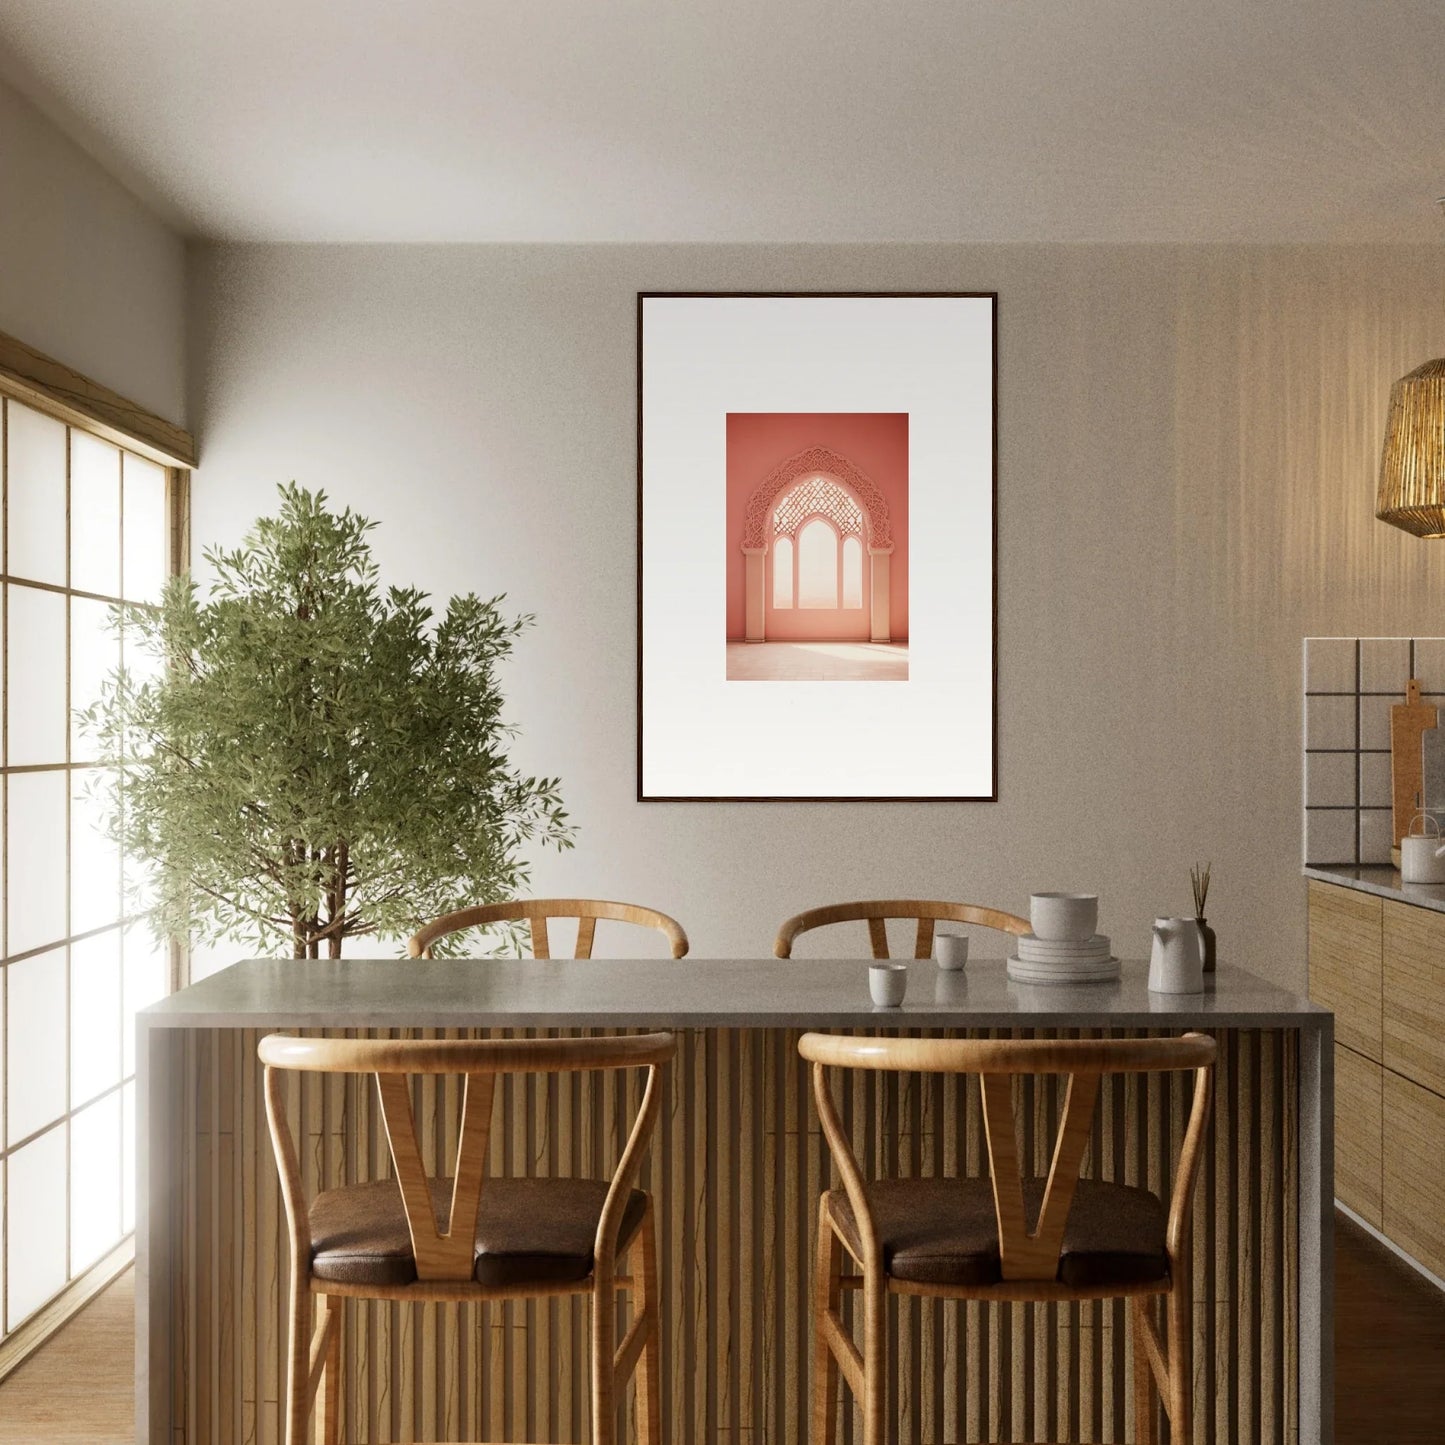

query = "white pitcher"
1148;917;1206;994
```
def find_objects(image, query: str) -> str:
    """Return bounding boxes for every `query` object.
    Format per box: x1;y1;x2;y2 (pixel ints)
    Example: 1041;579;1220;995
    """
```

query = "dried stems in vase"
1191;861;1216;972
1191;861;1211;919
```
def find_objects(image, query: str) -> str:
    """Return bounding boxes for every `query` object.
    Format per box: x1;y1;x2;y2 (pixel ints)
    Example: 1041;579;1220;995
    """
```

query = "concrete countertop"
1305;863;1445;916
141;956;1328;1032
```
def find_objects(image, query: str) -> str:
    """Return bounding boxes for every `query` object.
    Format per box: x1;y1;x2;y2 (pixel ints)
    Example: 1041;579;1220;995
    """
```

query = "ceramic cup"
1030;891;1099;942
933;933;970;970
868;961;909;1007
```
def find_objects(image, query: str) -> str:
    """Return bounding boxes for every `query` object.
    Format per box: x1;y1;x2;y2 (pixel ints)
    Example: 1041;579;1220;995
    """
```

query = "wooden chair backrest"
258;1032;676;1284
797;1032;1216;1282
407;898;689;960
774;899;1030;960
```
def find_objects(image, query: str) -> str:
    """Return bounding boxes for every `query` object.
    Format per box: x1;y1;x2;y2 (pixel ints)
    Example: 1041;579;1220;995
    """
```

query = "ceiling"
1;0;1443;244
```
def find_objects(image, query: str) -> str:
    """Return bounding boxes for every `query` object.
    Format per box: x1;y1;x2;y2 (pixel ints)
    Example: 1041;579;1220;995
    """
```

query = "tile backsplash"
1303;638;1445;866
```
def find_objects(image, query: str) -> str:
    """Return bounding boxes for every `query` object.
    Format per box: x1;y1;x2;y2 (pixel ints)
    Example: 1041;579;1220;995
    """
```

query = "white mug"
869;962;909;1007
933;933;970;970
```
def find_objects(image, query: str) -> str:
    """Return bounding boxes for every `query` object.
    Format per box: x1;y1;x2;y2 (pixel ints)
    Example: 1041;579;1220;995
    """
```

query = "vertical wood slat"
171;1026;1298;1443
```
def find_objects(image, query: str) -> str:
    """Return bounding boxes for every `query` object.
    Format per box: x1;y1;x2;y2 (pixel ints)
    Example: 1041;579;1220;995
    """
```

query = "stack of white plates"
1006;932;1120;985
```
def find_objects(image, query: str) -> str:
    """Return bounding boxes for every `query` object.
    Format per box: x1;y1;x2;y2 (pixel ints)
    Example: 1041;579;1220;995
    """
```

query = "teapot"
1148;916;1206;994
1400;813;1445;885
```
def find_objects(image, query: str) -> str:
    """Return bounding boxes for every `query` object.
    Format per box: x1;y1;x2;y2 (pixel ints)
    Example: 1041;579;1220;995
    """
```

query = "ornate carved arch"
741;445;894;552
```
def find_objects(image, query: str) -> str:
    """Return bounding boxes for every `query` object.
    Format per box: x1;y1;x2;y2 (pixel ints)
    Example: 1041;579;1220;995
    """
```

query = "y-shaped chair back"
774;898;1029;960
408;897;689;959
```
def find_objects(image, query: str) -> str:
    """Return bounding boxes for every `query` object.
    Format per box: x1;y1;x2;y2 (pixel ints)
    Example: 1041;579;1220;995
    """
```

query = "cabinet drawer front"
1384;1070;1445;1280
1308;881;1382;1061
1384;899;1445;1096
1335;1044;1383;1227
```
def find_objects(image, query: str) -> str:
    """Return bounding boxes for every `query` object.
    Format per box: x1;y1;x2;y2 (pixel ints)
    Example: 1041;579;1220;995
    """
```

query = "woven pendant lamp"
1377;358;1445;537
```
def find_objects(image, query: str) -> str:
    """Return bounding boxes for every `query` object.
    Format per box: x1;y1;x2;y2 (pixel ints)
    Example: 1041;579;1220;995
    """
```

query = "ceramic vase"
1197;917;1216;973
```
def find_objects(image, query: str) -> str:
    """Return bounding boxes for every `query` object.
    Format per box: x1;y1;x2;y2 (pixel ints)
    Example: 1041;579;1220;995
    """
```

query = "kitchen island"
137;958;1332;1443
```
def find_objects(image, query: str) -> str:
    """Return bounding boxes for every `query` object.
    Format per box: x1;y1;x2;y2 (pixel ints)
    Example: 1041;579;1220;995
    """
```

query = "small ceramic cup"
933;933;970;970
1030;891;1099;942
868;961;909;1007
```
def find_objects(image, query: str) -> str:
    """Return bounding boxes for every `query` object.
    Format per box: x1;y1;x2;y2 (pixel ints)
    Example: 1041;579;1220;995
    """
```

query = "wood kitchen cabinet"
1309;877;1445;1279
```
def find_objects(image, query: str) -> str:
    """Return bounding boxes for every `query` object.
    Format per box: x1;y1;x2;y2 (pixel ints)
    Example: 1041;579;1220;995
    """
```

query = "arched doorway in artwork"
740;446;894;644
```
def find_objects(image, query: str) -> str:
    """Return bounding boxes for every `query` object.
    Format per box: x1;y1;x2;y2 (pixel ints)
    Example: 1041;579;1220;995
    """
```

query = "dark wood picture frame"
636;290;998;803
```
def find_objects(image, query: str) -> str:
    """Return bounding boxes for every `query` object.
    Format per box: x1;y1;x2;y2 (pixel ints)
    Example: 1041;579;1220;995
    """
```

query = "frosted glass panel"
8;770;69;955
6;1127;67;1325
70;1092;122;1271
121;617;166;708
5;401;66;585
70;431;121;598
842;537;863;609
6;947;66;1142
71;770;121;934
772;536;793;608
7;584;67;766
71;596;120;754
121;455;168;604
122;928;168;1076
71;930;121;1106
122;1079;136;1234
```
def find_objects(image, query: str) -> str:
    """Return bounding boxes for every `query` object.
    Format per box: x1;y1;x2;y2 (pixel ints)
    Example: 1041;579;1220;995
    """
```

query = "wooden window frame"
0;326;193;1379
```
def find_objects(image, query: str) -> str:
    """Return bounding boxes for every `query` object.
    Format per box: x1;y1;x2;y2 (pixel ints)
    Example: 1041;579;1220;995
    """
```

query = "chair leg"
860;1267;887;1445
811;1201;843;1445
632;1202;663;1445
283;1270;312;1445
1131;1296;1158;1445
1165;1260;1193;1441
317;1296;342;1445
591;1269;618;1445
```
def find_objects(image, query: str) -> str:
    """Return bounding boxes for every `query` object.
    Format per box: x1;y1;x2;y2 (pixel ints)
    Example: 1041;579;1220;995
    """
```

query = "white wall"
186;243;1445;983
0;76;186;423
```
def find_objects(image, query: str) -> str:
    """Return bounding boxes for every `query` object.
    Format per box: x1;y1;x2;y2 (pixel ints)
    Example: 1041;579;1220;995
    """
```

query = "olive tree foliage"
80;484;574;958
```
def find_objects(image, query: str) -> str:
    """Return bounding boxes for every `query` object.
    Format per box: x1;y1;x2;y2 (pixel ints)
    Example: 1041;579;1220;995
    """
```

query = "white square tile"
1359;694;1398;752
1305;637;1357;694
1305;809;1357;866
1361;637;1412;694
1306;695;1356;750
1359;809;1394;865
1414;638;1445;696
1360;751;1393;810
1305;752;1355;809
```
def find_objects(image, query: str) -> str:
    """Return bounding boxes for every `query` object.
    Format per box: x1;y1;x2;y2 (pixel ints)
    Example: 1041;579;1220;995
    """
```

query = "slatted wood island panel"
137;958;1333;1444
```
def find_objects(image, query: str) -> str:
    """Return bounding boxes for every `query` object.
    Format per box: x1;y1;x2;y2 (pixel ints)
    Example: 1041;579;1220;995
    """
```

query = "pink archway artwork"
739;445;897;653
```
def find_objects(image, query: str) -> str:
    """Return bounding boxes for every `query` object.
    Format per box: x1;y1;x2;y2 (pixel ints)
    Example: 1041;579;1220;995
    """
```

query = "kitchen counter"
1304;862;1445;915
137;956;1334;1444
144;955;1327;1030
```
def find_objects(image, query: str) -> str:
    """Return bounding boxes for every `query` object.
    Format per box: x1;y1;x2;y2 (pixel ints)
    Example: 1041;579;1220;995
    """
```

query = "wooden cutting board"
1392;678;1439;852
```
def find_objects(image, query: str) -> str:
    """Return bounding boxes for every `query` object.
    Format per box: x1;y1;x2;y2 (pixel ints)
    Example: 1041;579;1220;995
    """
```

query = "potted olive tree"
82;484;573;958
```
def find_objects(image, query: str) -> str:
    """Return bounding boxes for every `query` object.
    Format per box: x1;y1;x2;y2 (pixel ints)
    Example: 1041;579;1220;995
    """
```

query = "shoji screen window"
1;396;174;1346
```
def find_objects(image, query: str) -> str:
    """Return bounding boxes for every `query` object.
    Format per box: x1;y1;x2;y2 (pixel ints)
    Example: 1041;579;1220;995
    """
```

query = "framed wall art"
637;292;997;801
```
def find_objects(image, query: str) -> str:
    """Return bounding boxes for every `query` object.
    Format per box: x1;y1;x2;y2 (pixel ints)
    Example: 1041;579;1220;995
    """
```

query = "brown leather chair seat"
309;1176;647;1289
828;1176;1169;1289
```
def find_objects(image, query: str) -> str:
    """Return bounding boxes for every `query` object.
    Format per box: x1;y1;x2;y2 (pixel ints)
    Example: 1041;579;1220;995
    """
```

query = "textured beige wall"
0;76;186;423
186;243;1445;982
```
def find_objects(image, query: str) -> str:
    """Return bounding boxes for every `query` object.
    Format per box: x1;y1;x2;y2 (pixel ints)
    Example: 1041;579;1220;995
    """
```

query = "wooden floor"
0;1269;135;1443
1334;1212;1445;1444
0;1214;1440;1442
